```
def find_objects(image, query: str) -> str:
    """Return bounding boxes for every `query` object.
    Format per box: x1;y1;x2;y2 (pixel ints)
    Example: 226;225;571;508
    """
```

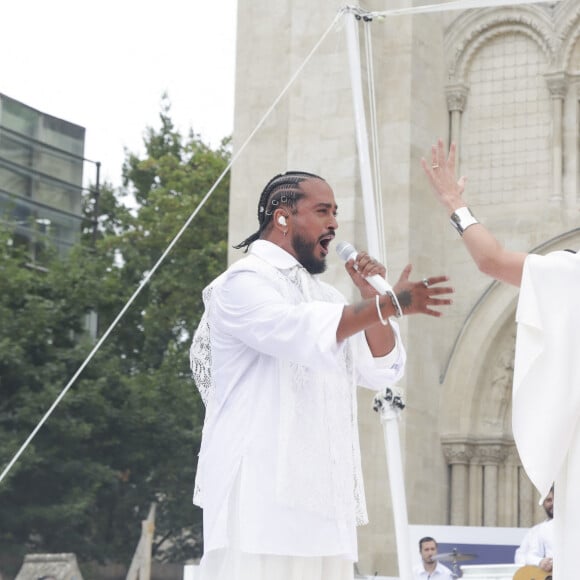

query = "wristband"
450;206;479;236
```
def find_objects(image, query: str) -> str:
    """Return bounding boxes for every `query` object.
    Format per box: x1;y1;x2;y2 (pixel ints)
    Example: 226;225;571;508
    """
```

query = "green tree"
0;99;229;573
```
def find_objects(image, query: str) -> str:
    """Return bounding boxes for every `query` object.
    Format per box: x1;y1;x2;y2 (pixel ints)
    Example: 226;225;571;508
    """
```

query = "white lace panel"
190;284;214;407
277;268;367;525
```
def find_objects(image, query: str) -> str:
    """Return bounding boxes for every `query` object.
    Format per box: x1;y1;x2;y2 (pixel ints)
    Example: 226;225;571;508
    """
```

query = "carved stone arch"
440;278;519;439
442;227;580;440
444;8;557;83
559;3;580;72
471;319;515;437
454;24;554;83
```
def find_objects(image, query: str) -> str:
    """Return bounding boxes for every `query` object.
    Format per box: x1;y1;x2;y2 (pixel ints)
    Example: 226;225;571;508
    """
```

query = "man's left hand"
393;265;454;317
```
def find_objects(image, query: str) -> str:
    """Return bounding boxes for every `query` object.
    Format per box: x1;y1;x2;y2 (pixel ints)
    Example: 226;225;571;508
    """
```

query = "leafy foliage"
0;98;229;571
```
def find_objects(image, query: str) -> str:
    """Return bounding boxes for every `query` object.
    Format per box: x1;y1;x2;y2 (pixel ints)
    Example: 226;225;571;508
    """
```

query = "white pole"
376;394;413;580
344;10;382;261
345;10;413;580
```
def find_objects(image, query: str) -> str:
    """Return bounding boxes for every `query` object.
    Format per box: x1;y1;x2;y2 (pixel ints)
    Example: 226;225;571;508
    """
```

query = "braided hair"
234;170;325;252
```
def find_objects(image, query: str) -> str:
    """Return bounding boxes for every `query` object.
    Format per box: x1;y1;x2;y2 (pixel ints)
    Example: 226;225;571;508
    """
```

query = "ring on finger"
431;163;439;169
422;278;429;288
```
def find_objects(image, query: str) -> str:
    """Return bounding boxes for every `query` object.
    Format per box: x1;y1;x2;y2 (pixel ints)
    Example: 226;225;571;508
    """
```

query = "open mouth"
319;234;334;255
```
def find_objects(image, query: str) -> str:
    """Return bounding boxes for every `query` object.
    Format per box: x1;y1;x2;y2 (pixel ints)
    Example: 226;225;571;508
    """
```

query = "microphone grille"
336;241;355;262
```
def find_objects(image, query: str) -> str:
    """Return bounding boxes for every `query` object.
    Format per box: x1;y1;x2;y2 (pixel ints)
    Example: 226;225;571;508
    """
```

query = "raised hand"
421;139;467;214
393;264;453;317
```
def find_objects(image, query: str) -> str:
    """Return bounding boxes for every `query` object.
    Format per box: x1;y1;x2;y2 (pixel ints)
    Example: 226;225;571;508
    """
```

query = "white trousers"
199;550;354;580
198;472;354;580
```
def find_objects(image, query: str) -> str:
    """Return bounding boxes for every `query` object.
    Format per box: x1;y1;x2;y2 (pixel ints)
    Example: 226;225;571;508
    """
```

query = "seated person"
514;486;554;573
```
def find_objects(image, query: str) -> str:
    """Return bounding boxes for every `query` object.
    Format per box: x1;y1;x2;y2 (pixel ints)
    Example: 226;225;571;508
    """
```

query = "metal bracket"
372;386;405;421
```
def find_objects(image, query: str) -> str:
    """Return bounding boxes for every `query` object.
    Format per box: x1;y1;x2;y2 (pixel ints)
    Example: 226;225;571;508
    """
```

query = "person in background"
514;486;554;573
414;537;453;579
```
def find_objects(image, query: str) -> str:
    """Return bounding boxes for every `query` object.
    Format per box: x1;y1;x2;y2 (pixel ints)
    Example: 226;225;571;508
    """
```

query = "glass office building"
0;93;86;260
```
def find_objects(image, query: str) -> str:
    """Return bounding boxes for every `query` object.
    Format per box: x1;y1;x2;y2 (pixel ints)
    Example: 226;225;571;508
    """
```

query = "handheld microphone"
335;241;391;295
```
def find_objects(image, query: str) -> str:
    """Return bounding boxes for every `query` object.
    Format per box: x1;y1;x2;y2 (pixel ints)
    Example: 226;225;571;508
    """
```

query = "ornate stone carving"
442;439;514;466
445;83;469;112
447;16;556;82
559;6;580;70
545;71;569;98
504;443;521;466
442;441;473;464
490;347;514;396
473;443;509;465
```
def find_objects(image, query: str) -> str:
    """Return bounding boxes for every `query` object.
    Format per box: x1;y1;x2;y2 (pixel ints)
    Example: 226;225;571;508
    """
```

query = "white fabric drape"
512;249;580;579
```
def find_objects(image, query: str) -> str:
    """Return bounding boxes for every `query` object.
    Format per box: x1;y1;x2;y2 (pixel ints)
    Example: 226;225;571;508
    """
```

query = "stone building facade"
228;0;580;575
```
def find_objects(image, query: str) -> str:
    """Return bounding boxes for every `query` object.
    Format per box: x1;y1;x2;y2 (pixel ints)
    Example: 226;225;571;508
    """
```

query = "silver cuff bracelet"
450;206;479;236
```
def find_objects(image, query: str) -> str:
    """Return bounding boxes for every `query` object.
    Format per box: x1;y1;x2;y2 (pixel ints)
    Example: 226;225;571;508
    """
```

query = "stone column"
499;445;519;527
518;466;535;527
445;83;469;172
476;444;507;527
483;463;499;526
468;458;483;526
545;72;568;202
443;442;473;526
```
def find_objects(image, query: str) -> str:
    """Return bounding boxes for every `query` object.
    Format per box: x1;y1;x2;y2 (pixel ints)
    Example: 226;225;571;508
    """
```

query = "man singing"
190;171;453;580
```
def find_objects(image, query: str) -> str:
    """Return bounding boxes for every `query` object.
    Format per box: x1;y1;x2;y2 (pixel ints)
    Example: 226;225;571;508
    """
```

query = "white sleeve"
213;269;344;369
353;318;406;390
522;525;544;567
514;528;532;565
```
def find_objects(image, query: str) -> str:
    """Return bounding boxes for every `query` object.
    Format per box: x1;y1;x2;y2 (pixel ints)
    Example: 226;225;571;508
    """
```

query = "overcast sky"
1;0;238;188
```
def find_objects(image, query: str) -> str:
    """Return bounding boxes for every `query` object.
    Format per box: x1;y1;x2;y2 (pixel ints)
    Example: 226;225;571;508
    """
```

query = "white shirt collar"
249;239;301;270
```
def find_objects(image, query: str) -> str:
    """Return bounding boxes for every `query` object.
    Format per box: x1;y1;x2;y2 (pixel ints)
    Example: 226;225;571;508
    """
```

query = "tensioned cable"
0;7;346;486
362;18;386;263
361;0;561;19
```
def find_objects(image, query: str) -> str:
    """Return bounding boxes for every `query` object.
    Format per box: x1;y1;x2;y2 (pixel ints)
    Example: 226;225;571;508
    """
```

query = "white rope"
363;20;386;264
0;8;346;486
360;0;562;19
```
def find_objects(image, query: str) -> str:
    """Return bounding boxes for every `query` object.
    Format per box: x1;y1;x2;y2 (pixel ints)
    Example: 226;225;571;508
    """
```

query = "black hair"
233;170;325;252
419;536;437;551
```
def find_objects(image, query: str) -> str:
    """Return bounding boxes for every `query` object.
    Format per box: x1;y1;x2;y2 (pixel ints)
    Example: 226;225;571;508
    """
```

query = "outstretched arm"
336;255;453;346
422;139;527;287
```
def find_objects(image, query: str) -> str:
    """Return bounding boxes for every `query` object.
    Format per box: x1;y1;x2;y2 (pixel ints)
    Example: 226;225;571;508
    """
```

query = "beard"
292;232;327;274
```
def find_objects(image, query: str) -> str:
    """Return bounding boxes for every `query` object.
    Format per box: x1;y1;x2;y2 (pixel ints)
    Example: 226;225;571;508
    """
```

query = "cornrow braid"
233;170;325;252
